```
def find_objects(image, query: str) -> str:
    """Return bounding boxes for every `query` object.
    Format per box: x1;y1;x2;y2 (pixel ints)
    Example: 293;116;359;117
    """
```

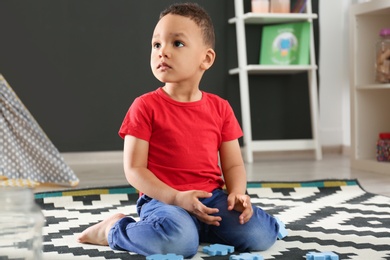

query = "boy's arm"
123;135;221;225
220;139;253;224
123;135;178;203
220;139;247;194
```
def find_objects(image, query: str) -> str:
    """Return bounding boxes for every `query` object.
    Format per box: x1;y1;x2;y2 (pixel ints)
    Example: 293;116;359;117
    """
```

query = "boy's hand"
173;190;222;226
227;193;253;224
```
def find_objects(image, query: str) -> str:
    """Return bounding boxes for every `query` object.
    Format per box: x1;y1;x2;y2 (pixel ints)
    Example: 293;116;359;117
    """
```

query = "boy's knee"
235;215;279;252
234;231;277;252
247;235;277;251
166;236;199;258
159;218;199;257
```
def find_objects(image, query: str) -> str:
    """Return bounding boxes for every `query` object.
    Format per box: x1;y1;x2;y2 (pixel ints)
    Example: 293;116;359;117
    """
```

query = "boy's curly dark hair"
159;2;215;49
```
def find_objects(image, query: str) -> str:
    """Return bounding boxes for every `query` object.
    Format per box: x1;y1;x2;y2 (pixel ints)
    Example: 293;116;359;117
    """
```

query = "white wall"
319;0;352;147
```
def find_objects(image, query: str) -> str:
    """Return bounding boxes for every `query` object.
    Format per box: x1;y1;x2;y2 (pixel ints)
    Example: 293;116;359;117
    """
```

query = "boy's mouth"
157;62;171;70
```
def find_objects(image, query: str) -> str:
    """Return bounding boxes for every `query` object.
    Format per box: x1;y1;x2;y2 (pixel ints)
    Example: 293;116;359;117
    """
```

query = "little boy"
78;3;279;258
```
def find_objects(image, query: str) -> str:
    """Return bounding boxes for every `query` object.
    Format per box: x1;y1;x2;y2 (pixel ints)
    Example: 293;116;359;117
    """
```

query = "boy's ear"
200;48;216;70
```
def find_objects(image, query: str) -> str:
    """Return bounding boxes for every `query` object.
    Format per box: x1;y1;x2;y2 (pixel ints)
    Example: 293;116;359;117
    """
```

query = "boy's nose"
159;46;170;58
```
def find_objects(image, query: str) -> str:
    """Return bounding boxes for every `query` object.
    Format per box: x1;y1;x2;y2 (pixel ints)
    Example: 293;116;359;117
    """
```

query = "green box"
260;22;310;65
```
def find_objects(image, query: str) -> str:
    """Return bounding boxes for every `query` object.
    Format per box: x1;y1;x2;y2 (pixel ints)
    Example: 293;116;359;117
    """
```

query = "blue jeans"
108;189;279;258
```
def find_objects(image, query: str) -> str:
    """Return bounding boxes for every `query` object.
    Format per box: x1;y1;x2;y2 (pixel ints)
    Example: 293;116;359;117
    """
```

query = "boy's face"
150;14;214;85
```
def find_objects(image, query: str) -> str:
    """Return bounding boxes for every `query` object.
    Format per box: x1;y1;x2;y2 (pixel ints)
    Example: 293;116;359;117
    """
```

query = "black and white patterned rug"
33;180;390;259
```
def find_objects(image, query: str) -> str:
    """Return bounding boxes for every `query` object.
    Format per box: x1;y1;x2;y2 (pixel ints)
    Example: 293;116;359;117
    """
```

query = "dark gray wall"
0;0;319;152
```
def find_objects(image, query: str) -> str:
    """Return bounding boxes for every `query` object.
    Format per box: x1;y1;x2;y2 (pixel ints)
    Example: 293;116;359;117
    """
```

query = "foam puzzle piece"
275;216;288;239
146;253;184;260
229;253;264;260
202;243;235;256
306;251;339;260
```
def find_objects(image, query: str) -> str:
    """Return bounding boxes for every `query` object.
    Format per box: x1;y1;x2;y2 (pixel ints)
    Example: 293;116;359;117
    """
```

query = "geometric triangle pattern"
29;180;390;259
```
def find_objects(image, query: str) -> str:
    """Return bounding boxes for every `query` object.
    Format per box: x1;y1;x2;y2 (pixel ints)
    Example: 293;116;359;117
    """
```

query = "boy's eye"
153;42;161;49
174;41;184;47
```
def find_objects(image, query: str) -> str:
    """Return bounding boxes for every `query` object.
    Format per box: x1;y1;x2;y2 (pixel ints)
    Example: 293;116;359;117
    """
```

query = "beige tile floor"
35;152;390;197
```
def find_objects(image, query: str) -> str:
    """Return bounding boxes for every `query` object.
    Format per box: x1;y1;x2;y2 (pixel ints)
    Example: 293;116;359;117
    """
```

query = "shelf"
229;65;317;75
228;12;317;25
231;0;321;163
356;84;390;90
350;0;390;175
351;0;390;16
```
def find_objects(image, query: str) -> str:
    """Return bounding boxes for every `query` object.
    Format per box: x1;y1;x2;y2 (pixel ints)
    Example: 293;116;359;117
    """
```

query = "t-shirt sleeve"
221;100;243;142
118;97;152;141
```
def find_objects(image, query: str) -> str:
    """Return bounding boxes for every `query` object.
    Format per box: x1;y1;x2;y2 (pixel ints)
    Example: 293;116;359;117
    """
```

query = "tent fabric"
0;74;79;187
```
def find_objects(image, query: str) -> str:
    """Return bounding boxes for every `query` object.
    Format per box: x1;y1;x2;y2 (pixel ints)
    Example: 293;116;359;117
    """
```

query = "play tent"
0;74;79;187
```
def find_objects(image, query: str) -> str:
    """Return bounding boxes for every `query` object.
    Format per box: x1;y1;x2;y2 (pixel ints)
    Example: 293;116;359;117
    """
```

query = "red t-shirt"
118;87;243;192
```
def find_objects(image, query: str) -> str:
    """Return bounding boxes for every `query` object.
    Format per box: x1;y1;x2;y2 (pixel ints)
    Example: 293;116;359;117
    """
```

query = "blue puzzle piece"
275;217;288;239
306;251;339;260
229;253;264;260
203;243;235;256
146;253;184;260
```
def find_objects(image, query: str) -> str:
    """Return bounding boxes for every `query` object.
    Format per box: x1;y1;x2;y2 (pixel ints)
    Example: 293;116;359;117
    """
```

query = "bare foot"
77;213;126;245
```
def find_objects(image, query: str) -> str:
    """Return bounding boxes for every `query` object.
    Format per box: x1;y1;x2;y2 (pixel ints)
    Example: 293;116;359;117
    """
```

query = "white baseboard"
61;150;123;166
250;145;351;160
61;145;351;166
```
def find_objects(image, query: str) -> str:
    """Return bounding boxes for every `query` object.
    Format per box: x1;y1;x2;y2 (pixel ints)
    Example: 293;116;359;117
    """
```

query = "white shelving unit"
349;0;390;174
229;0;322;163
